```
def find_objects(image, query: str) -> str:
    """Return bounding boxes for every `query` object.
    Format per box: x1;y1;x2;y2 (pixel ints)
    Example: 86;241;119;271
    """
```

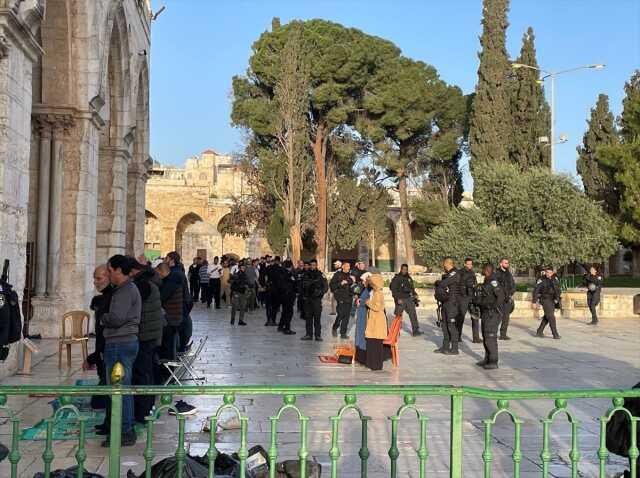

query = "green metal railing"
0;385;637;478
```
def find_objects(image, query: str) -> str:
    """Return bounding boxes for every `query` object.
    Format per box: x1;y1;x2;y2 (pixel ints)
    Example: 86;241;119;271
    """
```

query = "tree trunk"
290;223;302;264
398;174;415;267
633;246;640;278
370;230;376;267
313;125;327;271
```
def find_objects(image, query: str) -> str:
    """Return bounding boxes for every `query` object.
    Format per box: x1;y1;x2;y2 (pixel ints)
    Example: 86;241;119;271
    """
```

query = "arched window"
200;173;207;181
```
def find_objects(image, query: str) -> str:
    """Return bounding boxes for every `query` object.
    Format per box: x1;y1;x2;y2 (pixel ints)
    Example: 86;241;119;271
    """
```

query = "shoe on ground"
340;334;348;339
476;360;488;366
238;321;247;326
277;326;284;331
301;335;313;341
332;328;338;337
588;321;598;325
95;427;108;436
433;348;447;354
169;400;198;416
102;430;137;447
443;349;459;355
329;312;336;315
230;320;235;325
499;336;511;340
472;338;483;343
536;332;545;338
315;336;323;341
283;329;296;335
483;363;499;370
553;335;561;339
412;331;423;337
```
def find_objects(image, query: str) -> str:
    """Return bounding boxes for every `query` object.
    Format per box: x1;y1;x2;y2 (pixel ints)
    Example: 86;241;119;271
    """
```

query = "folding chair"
162;336;208;385
383;315;402;368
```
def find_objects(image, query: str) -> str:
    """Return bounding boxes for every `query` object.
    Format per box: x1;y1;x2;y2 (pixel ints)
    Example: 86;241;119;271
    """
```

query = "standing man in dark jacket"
265;256;283;326
434;257;464;355
473;263;505;369
389;264;422;337
165;252;192;352
329;262;354;339
495;258;516;340
301;259;329;341
534;266;562;339
278;260;298;335
229;263;249;326
294;261;307;321
581;264;603;325
156;262;183;360
130;260;165;424
101;255;141;447
188;257;201;302
460;258;480;343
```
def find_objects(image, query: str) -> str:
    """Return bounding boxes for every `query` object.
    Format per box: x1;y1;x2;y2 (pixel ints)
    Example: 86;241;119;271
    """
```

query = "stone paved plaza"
0;299;638;477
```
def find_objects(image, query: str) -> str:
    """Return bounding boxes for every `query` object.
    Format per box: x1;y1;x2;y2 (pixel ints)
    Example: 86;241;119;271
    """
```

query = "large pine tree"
509;27;551;168
576;94;619;214
469;0;512;169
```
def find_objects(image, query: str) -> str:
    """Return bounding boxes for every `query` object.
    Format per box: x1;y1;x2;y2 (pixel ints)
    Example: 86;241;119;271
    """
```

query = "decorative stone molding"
0;34;8;58
29;295;64;338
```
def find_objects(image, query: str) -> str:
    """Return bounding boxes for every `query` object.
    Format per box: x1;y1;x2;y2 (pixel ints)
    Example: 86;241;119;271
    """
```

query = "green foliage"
473;161;618;267
596;71;640;245
410;197;450;231
576;94;619;215
469;0;512;168
266;203;288;256
509;27;551;168
327;177;390;251
414;207;530;268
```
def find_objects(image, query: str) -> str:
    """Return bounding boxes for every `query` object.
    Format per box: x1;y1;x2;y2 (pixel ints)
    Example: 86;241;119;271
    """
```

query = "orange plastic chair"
383;314;403;367
58;311;90;369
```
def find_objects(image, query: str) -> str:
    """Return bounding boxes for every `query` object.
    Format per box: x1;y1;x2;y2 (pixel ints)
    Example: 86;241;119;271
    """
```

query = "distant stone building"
0;0;152;356
146;150;425;271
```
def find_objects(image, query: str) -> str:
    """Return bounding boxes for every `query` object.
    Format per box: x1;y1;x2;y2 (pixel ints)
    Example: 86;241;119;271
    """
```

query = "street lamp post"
511;62;605;172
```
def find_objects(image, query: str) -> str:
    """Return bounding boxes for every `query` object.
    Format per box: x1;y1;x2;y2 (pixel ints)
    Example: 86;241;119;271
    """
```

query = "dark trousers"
441;301;461;350
280;295;295;331
458;298;481;341
160;325;179;361
304;298;322;338
297;294;305;320
587;291;600;322
209;278;221;308
500;299;514;337
190;279;200;302
332;300;352;335
393;298;420;333
537;299;560;337
481;312;500;364
133;340;157;424
200;281;210;304
268;290;281;325
179;315;192;351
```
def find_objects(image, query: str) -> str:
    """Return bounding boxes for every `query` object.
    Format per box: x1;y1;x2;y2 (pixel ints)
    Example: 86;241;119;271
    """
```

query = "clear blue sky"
150;0;640;190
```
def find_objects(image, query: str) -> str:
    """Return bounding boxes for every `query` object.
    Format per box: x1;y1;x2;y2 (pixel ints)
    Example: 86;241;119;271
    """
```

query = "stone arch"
95;7;133;264
375;217;397;272
175;212;205;257
126;62;150;254
40;0;72;105
410;220;426;267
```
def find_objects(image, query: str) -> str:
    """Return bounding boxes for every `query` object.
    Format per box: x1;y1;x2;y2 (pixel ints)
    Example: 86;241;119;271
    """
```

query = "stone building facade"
0;0;152;354
145;150;419;271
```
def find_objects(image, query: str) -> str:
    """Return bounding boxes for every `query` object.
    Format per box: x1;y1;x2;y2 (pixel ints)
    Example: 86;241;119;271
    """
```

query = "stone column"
34;118;51;296
393;216;407;271
126;162;148;255
46;120;66;296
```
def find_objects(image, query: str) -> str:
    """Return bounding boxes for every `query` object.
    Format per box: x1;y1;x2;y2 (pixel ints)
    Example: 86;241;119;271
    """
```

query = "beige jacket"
365;274;388;340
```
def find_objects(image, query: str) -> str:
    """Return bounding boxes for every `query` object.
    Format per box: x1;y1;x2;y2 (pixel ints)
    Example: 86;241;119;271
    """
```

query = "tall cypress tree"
576;94;619;214
469;0;512;170
510;27;551;168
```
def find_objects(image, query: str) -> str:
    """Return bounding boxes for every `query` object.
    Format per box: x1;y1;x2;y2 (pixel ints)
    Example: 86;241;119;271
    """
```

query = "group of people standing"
87;251;196;448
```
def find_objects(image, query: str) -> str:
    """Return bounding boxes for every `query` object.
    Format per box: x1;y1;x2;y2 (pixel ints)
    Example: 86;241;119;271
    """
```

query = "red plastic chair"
383;315;402;367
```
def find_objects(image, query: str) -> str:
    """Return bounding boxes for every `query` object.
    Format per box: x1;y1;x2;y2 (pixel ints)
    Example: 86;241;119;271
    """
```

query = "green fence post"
450;393;464;478
109;393;123;478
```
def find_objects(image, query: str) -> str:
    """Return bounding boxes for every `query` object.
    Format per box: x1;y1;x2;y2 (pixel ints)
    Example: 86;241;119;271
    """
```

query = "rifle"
435;300;442;328
0;259;8;284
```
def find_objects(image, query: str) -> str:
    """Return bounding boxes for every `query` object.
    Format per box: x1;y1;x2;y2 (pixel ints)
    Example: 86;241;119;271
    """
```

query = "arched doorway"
126;64;150;254
95;9;131;264
144;210;161;258
410;220;427;267
375;218;396;272
175;212;205;258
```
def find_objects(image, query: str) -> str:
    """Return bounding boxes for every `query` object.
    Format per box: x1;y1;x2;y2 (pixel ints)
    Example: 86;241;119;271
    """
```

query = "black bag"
338;355;353;364
434;285;449;303
606;382;640;457
34;467;104;478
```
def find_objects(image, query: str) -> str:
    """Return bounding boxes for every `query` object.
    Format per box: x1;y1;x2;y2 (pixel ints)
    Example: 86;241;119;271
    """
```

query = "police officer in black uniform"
495;258;515;340
434;257;464;355
300;259;328;341
582;264;603;325
473;263;505;369
534;266;562;339
390;264;422;336
459;258;480;343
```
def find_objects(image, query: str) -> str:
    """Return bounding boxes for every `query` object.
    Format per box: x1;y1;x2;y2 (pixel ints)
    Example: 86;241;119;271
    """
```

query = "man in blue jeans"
101;255;141;447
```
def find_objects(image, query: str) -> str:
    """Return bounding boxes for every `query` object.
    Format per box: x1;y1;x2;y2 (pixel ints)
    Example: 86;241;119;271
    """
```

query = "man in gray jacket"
102;255;141;447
